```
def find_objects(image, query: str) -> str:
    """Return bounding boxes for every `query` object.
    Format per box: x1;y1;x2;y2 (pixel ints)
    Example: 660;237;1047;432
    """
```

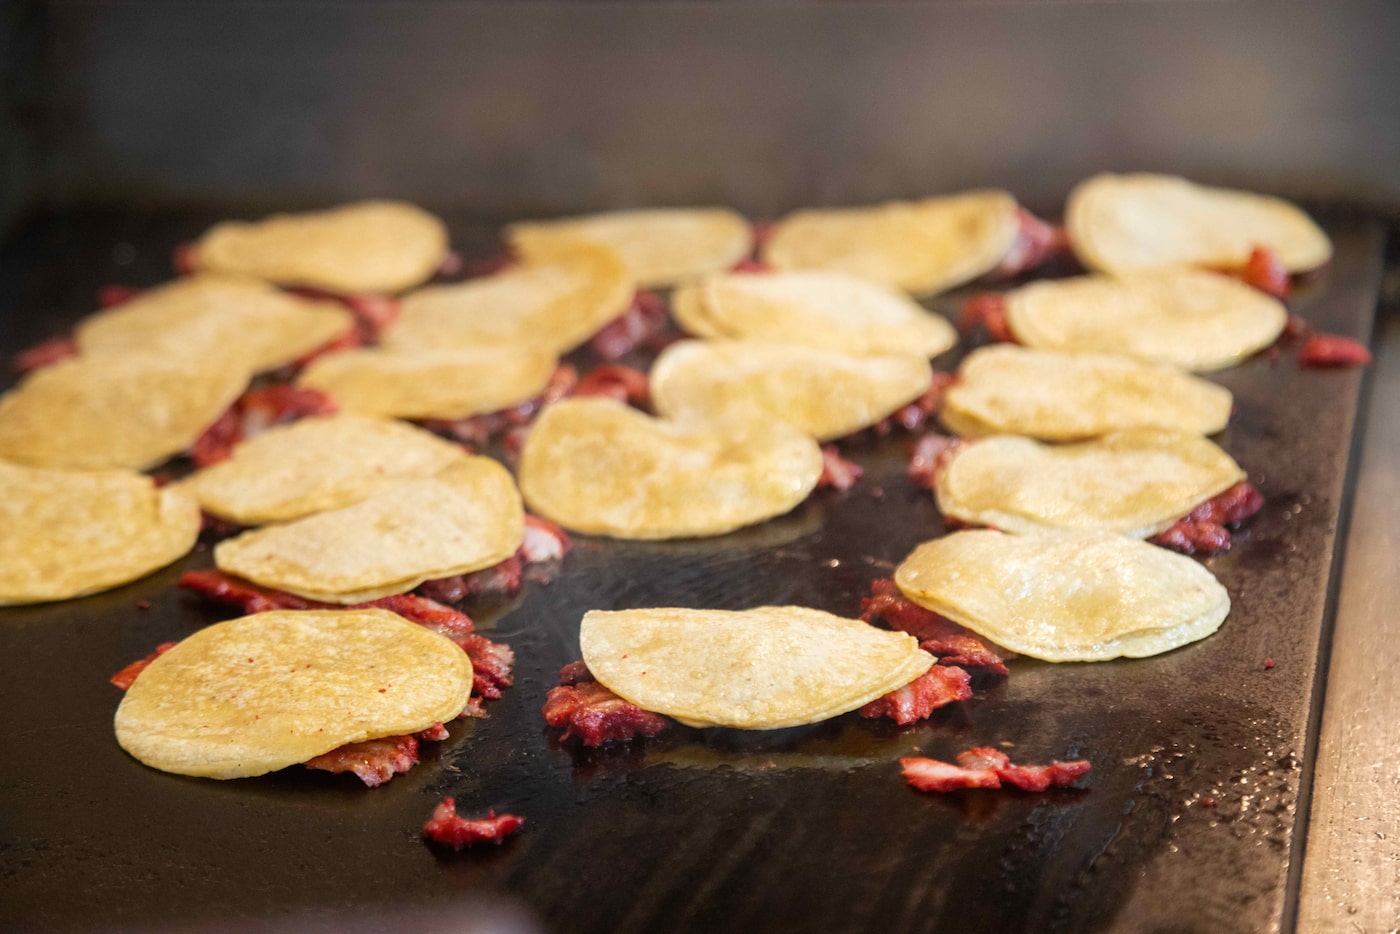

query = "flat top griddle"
0;207;1384;934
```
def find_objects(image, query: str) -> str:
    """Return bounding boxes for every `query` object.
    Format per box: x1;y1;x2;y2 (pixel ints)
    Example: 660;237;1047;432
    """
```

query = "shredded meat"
989;208;1072;278
421;364;578;446
907;433;962;490
98;284;145;308
461;555;523;598
860;665;972;724
178;570;475;640
110;641;180;689
1238;246;1291;300
817;446;864;491
1149;481;1264;555
901;747;1091;793
557;660;595;686
294;328;366;367
588;290;670;359
422;798;524;848
305;734;420;787
13;335;78;373
287;287;401;342
960;293;1013;343
861;579;1010;675
572;365;651;408
1299;333;1372;368
458;634;515;700
521;515;573;563
190;386;339;466
543;678;672;746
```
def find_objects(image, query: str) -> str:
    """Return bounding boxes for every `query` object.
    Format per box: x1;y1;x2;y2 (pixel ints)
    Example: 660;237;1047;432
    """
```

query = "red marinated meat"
436;250;465;278
294;328;366;367
178;570;476;640
1239;246;1291;300
287;287;401;341
98;284;146;308
190;386;339;466
990;208;1072;278
421;364;578;446
520;515;573;563
960;293;1013;343
172;243;199;275
859;665;972;725
462;250;518;279
882;372;958;434
109;641;180;689
860;578;1009;675
907;434;962;490
13;335;78;373
305;734;420;787
458;634;515;700
589;291;670;359
416;575;468;604
416;721;450;742
1283;314;1311;341
731;258;773;273
748;220;777;254
1299;333;1372;368
572;365;651;408
542;679;672;746
1150;482;1264;556
557;660;595;686
902;747;1091;793
461;555;523;598
422;798;524;849
817;446;864;491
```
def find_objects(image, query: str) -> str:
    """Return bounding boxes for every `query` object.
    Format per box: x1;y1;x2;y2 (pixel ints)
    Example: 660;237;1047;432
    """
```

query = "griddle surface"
0;208;1383;933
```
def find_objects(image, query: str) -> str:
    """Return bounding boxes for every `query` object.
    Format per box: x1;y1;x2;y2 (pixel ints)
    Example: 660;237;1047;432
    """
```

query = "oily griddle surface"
0;208;1383;934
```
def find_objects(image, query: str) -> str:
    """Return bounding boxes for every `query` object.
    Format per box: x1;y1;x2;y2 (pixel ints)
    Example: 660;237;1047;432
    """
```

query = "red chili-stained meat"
589;290;670;359
860;665;972;725
294;327;366;367
416;721;450;742
1239;246;1291;300
860;579;1009;675
172;243;199;275
885;372;958;434
990;208;1072;278
458;634;515;700
13;335;78;373
420;364;578;446
902;748;1091;793
110;641;180;689
542;679;672;746
463;249;518;279
98;284;146;308
1283;314;1311;341
960;293;1013;343
557;660;595;686
1299;333;1372;368
572;365;651;408
436;250;465;278
461;555;523;598
190;385;339;467
305;734;420;787
1150;482;1264;555
287;287;401;341
178;570;475;640
521;515;573;563
422;798;524;849
731;258;773;273
415;575;468;605
748;220;777;254
907;433;962;490
817;446;864;491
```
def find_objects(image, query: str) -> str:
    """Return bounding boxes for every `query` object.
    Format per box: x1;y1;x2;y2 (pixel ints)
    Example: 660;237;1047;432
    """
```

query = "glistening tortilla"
74;275;353;373
518;398;823;539
0;351;251;471
296;346;557;421
181;415;474;525
894;529;1231;662
214;458;524;602
1;460;200;605
1066;173;1332;274
114;609;472;779
761;191;1020;296
942;345;1233;440
671;270;957;358
936;429;1246;538
506;208;752;288
384;244;633;356
649;340;933;441
581;606;933;729
1004;270;1288;372
191;200;449;294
